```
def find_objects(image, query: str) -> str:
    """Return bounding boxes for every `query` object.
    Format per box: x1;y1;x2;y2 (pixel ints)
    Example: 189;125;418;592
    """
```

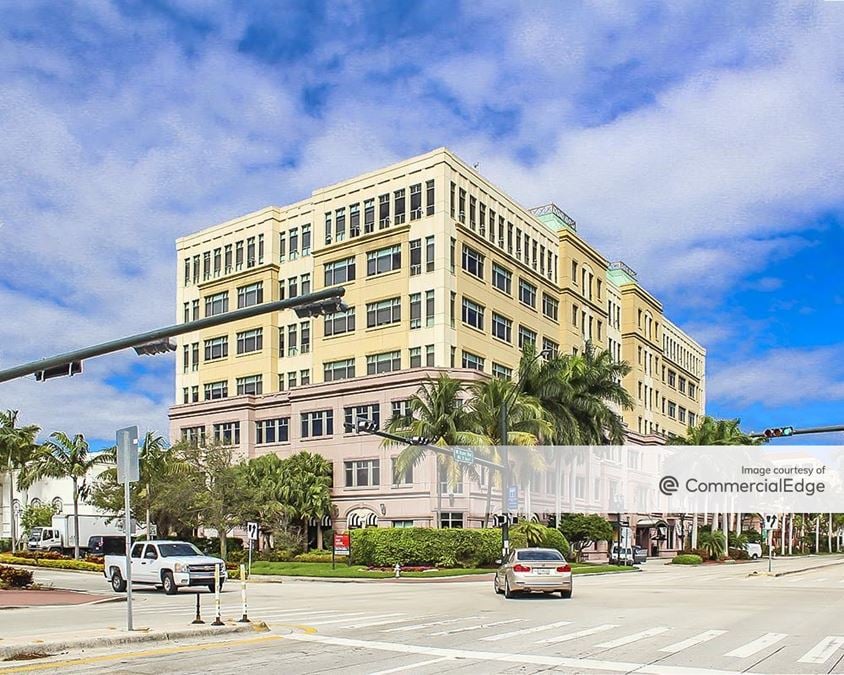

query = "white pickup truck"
104;540;227;595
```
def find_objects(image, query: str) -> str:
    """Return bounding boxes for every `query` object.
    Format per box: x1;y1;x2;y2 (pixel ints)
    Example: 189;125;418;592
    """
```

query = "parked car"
28;514;130;555
633;546;648;564
494;548;573;599
104;540;226;595
87;535;125;556
609;544;634;566
744;542;763;560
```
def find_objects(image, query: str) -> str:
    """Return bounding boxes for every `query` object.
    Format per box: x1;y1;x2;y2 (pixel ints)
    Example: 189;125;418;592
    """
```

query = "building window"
288;371;297;388
367;245;401;276
542;338;559;357
679;376;687;394
492;363;512;379
181;426;205;445
668;370;677;387
462;351;485;371
542;294;559;321
255;417;289;444
246;237;256;267
278;232;286;262
425;235;435;271
301;273;311;296
393;188;406;224
364;199;375;233
491;313;512;343
426;179;435;216
440;512;464;529
301;410;334;438
519;279;537;309
236;374;262;396
668;401;677;418
344;404;380;431
450;237;456;273
213;422;240;445
572;304;579;327
391;399;412;424
205;292;229;317
518;325;537;350
191;342;199;371
324;358;355;382
335;207;346;241
366;297;401;328
191;385;198;402
367;351;401;375
191;299;199;320
461;298;484;330
204;381;228;400
349;203;360;236
300;321;311;353
409;346;422;368
378;193;390;228
688;383;697;400
391;458;413;486
287;324;298;356
689;411;697;427
425;289;435;326
392;520;414;527
410;293;421;329
461;245;484;278
410;239;422;275
450;181;456;218
236;328;263;354
679;407;687;423
237;282;263;309
204;336;228;361
289;227;299;258
324;307;356;336
300;369;310;385
492;263;512;295
458;188;466;222
325;257;356;286
288;276;298;298
426;344;435;366
344;459;379;488
325;211;333;245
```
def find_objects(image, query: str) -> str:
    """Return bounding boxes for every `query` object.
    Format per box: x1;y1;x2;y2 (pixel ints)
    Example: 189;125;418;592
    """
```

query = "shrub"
728;548;749;561
690;547;711;561
0;564;34;587
672;554;703;565
85;555;105;565
0;539;11;553
350;528;504;567
293;551;345;563
0;555;103;572
10;550;67;561
541;528;571;557
257;548;295;562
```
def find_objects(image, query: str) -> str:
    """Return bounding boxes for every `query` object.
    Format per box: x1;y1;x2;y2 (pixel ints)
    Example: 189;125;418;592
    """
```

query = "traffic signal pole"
751;424;844;439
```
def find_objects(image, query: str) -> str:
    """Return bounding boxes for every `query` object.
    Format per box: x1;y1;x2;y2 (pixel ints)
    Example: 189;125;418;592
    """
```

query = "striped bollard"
211;564;224;626
238;564;250;623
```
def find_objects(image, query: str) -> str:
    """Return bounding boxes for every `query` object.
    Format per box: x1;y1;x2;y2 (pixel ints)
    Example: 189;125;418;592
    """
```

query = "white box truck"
28;514;128;555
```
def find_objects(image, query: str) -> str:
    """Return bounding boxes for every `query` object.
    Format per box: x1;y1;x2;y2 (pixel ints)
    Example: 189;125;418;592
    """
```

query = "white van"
744;543;762;560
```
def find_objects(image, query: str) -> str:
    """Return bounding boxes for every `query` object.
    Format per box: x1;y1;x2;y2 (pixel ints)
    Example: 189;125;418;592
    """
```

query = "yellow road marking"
0;634;282;673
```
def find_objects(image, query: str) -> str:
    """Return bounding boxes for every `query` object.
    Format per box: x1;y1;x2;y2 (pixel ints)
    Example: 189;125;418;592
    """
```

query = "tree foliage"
558;513;614;561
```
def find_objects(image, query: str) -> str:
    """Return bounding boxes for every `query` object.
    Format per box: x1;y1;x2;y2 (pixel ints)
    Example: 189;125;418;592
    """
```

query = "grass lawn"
248;561;635;578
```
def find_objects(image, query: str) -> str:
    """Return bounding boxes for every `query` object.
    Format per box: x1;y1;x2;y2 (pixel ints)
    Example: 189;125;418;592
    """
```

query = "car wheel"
162;571;178;595
752;554;759;560
561;588;572;599
504;577;515;599
110;569;127;593
493;575;503;595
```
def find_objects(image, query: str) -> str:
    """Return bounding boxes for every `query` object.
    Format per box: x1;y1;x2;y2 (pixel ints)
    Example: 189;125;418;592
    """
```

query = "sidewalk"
0;588;113;609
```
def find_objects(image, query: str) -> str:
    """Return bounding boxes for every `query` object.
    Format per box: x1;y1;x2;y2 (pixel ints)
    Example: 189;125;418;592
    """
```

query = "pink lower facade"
169;367;703;559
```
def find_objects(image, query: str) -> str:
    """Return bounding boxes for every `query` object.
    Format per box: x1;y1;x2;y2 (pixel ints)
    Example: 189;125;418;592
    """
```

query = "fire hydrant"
394;563;401;578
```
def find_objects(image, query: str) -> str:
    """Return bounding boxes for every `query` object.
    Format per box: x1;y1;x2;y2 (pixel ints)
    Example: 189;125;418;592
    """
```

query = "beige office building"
169;148;705;540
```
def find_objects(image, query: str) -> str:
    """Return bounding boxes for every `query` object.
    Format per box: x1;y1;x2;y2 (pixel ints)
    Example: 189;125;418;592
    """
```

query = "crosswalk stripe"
798;636;844;664
724;632;788;658
383;616;482;633
251;609;337;619
338;614;408;630
480;620;573;642
366;657;453;675
301;612;373;626
594;626;669;649
659;630;727;654
430;618;522;636
537;624;618;645
813;578;827;583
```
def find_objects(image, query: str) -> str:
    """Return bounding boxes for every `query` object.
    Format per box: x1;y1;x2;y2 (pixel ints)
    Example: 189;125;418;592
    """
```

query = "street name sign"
453;447;475;464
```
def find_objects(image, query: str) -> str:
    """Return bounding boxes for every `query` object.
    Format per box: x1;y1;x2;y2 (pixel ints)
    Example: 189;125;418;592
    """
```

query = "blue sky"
0;1;842;448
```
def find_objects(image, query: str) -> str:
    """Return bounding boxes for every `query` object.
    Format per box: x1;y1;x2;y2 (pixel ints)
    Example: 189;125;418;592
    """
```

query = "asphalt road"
4;556;844;675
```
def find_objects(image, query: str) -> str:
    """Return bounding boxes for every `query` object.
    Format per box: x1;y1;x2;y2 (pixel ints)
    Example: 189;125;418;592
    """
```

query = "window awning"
347;510;378;528
636;518;669;529
309;515;332;527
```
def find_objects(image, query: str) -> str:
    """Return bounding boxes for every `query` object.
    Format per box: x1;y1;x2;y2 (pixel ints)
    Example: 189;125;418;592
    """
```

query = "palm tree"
386;374;484;525
18;432;108;559
277;452;334;550
0;410;41;552
466;377;552;525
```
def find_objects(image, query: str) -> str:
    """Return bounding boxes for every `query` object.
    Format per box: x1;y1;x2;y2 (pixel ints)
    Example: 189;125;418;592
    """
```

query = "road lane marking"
724;632;788;658
660;630;727;654
306;612;388;626
594;626;669;649
366;656;454;675
537;624;618;644
797;635;844;664
480;620;573;641
285;631;747;675
338;614;408;629
245;609;338;620
382;616;482;633
430;618;522;636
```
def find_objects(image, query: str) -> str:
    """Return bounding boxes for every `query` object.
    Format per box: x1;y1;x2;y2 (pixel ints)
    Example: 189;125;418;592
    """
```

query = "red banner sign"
333;532;350;556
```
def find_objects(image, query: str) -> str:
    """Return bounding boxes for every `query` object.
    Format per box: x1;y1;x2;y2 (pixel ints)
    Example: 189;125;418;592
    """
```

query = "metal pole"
123;466;133;632
499;404;509;560
212;565;223;626
0;287;346;384
768;529;773;573
248;539;253;578
238;564;250;623
192;593;204;624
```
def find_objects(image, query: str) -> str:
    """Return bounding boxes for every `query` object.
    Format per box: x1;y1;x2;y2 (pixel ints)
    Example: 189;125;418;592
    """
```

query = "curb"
0;622;269;662
746;558;844;578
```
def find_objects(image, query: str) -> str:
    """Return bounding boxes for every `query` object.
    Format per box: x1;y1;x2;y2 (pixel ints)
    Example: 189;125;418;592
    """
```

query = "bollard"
394;562;401;578
191;592;205;624
237;564;250;623
211;564;224;626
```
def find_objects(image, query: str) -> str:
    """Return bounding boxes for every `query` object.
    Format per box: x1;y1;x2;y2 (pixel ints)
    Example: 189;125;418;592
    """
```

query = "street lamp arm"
0;287;346;384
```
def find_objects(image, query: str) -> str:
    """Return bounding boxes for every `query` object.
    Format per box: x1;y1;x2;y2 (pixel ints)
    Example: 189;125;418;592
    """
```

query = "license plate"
536;569;550;575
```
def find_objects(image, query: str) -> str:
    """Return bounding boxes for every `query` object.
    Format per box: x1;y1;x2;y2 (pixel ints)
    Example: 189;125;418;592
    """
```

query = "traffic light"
34;360;82;381
408;436;431;446
763;426;794;438
355;418;379;433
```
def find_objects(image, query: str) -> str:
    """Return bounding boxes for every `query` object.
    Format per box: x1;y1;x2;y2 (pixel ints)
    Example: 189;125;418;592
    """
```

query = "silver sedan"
494;548;573;599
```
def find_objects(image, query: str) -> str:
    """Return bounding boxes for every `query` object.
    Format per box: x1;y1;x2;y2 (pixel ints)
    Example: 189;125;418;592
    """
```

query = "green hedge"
293;551;347;563
672;554;703;565
349;526;567;568
0;554;103;572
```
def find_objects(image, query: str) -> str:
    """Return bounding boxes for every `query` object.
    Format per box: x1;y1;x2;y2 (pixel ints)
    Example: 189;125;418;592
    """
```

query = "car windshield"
158;543;203;557
516;550;564;561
